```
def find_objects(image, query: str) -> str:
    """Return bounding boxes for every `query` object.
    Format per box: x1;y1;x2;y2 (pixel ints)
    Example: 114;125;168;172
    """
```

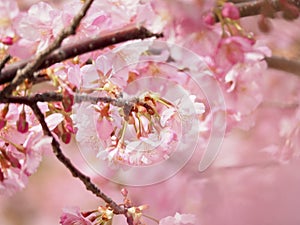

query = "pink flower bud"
61;132;71;144
222;3;240;20
203;13;215;26
1;36;13;45
65;123;74;133
16;111;29;133
1;104;9;118
0;118;6;130
0;169;4;182
64;116;76;134
62;89;74;112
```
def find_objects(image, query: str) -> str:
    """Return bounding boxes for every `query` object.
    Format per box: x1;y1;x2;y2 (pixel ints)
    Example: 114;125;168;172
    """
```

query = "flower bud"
222;3;240;20
0;119;6;130
61;132;71;144
16;110;29;133
62;89;74;112
0;169;4;182
1;36;13;45
203;12;215;26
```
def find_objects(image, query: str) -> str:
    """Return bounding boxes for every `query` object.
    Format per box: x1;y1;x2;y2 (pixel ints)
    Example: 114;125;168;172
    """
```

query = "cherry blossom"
0;0;300;225
60;207;93;225
11;2;62;57
0;130;52;196
159;212;196;225
0;0;19;47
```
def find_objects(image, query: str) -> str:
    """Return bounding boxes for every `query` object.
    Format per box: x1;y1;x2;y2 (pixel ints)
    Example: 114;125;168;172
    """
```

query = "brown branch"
0;92;139;109
0;0;95;96
215;0;300;21
0;26;163;85
0;92;63;104
29;103;126;215
265;56;300;77
235;0;300;18
0;55;11;73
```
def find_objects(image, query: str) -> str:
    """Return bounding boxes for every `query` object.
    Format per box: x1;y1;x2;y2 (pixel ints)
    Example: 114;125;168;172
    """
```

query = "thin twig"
29;103;126;215
0;26;163;85
265;56;300;77
0;0;94;97
0;55;11;73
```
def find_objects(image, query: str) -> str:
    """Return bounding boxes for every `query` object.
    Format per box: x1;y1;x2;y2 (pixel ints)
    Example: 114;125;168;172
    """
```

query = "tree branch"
235;0;300;18
215;0;300;21
0;92;139;109
29;103;126;215
0;0;95;96
0;26;163;85
265;56;300;77
0;55;11;73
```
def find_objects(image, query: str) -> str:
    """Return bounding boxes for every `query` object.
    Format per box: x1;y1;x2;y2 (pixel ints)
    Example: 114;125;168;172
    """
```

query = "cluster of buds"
204;1;240;27
0;105;28;134
50;89;76;144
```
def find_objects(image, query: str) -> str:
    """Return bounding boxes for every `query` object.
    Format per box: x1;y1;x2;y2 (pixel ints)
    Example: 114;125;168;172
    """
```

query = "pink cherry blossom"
212;36;254;76
67;64;81;89
0;0;19;44
159;212;196;225
96;117;114;141
23;132;52;175
60;207;93;225
221;2;240;20
0;167;27;196
12;2;62;57
1;36;13;45
0;128;52;196
16;110;29;133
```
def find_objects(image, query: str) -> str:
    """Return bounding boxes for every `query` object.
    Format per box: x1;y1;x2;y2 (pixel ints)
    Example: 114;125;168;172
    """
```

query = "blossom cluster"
0;0;299;225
